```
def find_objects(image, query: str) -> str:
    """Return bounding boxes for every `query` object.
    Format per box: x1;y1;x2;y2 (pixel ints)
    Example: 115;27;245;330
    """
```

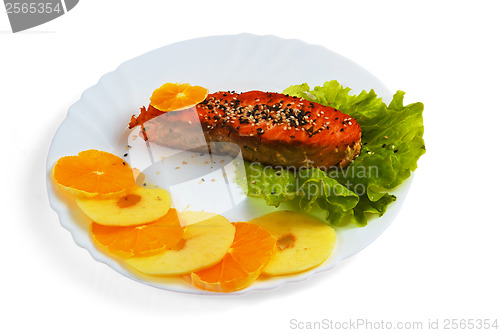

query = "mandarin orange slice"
187;222;276;292
150;82;208;111
91;209;185;258
52;149;136;198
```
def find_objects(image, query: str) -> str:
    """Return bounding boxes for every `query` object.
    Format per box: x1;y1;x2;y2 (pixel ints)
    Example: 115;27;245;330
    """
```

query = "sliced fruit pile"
52;149;337;292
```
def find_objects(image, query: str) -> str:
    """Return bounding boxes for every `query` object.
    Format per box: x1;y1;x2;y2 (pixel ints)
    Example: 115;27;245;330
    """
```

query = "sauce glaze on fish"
129;91;361;169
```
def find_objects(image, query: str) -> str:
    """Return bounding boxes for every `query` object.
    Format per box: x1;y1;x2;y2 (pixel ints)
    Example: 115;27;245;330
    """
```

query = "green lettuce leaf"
235;161;359;226
237;80;425;227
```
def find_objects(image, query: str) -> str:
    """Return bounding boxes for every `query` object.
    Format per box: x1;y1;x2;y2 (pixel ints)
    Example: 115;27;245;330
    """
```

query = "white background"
1;1;499;332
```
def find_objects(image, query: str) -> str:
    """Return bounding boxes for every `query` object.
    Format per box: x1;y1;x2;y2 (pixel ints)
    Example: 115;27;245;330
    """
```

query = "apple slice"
249;210;336;276
124;212;235;275
76;186;171;226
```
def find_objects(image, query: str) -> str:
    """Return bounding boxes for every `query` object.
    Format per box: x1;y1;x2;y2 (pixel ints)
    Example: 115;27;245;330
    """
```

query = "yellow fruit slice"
150;82;208;112
124;212;235;275
249;210;336;276
177;210;219;227
76;186;171;226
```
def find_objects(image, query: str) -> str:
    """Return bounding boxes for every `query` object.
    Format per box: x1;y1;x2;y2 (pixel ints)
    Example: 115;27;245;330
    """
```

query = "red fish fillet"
129;91;361;169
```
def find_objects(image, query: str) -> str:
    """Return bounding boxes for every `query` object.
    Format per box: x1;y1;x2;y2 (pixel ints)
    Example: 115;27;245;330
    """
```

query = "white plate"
46;33;411;295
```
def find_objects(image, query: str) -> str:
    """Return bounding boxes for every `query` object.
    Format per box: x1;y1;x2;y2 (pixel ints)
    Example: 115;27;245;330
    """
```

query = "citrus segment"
150;82;208;112
76;186;172;226
188;222;276;292
91;209;185;257
52;149;136;198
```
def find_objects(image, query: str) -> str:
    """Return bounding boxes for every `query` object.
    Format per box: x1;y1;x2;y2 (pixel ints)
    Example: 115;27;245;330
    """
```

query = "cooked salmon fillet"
129;91;361;169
